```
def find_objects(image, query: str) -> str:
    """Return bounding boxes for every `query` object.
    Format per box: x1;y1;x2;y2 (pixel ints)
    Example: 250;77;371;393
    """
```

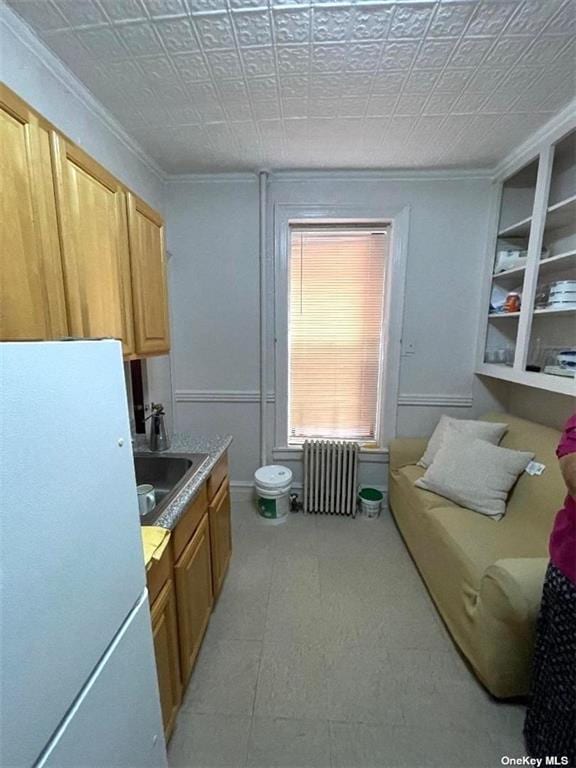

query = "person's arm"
559;453;576;500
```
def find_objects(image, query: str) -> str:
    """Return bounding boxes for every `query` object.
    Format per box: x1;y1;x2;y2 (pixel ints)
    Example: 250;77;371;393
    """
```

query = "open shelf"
539;249;576;274
545;195;576;232
492;263;526;279
488;311;520;318
476;363;575;396
491;250;576;286
533;306;576;316
497;216;532;238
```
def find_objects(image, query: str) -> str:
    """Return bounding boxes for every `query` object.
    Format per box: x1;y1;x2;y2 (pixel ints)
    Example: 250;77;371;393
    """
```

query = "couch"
388;412;566;699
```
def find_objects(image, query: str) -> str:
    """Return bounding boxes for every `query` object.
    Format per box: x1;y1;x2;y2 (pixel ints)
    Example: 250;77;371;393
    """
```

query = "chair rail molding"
176;390;472;408
175;390;275;403
397;394;473;407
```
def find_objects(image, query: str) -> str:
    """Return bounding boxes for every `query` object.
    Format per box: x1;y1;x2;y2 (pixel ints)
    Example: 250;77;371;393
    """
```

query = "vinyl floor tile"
168;712;250;768
169;502;526;766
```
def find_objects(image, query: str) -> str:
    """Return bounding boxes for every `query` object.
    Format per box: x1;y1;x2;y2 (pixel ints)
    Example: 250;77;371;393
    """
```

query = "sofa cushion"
425;506;550;592
415;432;534;519
418;414;508;468
392;464;462;514
480;413;565;527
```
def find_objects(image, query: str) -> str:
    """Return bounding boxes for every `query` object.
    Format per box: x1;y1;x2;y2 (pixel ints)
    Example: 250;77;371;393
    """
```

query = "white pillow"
418;415;508;469
415;433;534;520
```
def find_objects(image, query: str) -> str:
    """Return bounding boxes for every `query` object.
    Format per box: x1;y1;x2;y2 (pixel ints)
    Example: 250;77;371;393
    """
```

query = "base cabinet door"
0;85;67;341
174;514;213;685
209;480;232;600
150;578;181;741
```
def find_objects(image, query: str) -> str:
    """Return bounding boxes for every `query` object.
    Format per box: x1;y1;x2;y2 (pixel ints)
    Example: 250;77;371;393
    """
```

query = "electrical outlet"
402;340;416;356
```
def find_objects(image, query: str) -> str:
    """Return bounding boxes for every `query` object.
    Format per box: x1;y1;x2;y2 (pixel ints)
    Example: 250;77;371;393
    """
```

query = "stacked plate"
547;280;576;309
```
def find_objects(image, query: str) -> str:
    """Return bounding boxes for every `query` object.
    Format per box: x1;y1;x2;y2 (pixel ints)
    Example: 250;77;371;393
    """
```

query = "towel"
141;526;171;570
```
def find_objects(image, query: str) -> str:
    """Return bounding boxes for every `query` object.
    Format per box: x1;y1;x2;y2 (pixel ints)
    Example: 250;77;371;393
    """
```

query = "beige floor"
168;500;528;768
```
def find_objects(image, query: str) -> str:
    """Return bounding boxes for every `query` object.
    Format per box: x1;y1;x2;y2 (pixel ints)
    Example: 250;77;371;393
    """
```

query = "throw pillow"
418;415;508;469
415;432;534;519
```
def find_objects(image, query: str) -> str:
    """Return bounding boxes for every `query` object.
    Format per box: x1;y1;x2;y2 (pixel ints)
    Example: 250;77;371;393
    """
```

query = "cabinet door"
0;85;67;340
208;479;232;600
151;578;182;741
174;514;213;685
52;133;135;355
127;192;170;356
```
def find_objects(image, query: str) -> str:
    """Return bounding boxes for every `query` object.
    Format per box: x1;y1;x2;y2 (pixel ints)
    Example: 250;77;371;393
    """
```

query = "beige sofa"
389;412;566;699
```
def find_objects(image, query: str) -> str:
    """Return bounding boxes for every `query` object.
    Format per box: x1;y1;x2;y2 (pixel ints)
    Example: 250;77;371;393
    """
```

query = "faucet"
146;402;170;452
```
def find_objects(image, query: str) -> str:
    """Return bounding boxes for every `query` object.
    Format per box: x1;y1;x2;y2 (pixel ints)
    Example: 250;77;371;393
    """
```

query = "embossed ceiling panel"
7;0;576;173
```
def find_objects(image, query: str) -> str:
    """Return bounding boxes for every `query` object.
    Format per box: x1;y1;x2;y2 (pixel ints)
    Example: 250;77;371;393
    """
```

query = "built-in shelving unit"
477;124;576;397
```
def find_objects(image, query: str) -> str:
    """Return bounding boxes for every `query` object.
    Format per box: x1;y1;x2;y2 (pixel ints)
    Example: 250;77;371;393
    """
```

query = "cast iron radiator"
302;440;359;516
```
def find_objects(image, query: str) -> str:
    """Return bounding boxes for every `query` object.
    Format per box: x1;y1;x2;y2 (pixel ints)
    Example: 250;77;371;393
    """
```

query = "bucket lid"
359;487;383;501
254;465;293;489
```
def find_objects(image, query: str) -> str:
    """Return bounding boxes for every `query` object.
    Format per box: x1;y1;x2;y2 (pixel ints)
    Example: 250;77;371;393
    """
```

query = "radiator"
303;440;359;516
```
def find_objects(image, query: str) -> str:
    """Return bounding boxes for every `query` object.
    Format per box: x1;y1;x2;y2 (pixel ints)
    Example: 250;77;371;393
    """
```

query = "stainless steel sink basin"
133;452;209;524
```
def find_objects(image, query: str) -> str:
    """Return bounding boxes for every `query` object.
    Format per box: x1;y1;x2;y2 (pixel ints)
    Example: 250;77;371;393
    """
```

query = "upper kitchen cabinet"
126;193;170;356
0;85;67;340
51;134;135;356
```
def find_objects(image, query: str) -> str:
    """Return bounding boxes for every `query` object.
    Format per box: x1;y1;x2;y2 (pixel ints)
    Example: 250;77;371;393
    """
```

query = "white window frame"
273;203;409;451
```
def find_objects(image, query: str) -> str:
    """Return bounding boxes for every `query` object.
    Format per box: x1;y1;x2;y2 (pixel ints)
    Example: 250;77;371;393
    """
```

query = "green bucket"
359;487;383;518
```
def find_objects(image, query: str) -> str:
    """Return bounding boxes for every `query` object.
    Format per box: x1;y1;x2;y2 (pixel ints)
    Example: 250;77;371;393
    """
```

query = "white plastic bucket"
254;465;292;524
359;487;383;519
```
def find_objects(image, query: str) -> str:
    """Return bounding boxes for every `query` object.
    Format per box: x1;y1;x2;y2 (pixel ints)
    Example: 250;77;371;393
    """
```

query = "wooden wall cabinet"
1;85;170;357
174;512;213;686
127;192;170;356
0;85;67;340
208;468;232;601
51;133;136;356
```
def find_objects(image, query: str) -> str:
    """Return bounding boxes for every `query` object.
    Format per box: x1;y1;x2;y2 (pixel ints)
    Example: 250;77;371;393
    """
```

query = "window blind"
288;226;388;442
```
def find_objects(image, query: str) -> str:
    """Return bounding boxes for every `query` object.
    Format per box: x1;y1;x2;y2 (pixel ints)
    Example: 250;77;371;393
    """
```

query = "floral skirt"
524;562;576;766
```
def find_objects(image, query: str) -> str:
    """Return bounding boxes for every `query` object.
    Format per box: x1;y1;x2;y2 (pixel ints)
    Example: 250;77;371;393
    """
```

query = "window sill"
272;446;389;463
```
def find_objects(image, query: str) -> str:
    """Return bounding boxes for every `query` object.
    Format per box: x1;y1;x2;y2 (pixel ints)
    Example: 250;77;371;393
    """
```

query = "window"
288;225;389;443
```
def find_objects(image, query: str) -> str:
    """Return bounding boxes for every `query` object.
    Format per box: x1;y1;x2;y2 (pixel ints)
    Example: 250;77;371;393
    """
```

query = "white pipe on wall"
259;170;269;468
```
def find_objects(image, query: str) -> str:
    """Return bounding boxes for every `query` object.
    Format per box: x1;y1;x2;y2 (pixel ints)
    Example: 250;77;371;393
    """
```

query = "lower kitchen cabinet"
143;452;231;735
208;479;232;601
174;513;213;686
150;578;181;741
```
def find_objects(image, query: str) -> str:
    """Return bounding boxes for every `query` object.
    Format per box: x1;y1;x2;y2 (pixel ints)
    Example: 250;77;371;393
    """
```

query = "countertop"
134;433;233;530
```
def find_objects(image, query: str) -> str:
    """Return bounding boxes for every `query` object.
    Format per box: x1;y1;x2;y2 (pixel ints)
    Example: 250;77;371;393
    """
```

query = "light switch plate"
402;340;416;356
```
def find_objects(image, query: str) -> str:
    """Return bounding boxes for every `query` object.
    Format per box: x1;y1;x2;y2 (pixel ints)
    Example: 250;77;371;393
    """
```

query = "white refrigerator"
0;340;167;768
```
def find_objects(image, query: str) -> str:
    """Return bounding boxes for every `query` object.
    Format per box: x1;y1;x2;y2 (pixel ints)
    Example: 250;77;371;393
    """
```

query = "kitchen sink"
133;452;209;524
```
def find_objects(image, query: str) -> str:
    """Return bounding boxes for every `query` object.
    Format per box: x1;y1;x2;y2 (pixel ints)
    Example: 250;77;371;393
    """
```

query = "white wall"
503;385;573;431
168;172;506;486
165;178;261;481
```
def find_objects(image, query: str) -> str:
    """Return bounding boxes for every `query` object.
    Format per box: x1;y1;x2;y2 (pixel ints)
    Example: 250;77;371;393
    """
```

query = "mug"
137;484;156;517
